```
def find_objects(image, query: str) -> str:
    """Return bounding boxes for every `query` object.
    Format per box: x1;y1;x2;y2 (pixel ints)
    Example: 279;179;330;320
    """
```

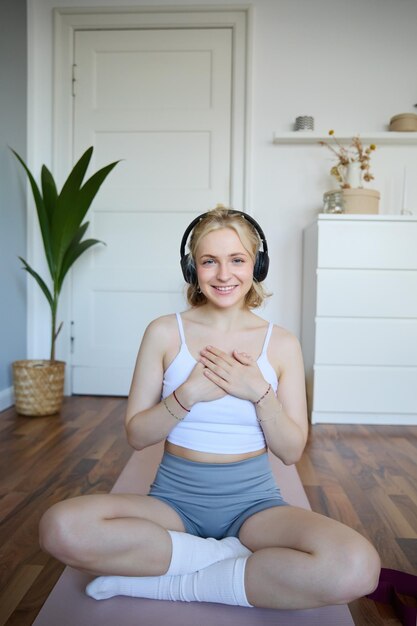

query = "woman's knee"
348;540;380;600
39;499;86;565
324;537;380;605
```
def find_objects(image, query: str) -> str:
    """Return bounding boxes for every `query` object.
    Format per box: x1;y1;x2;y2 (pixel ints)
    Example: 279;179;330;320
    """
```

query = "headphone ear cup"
180;210;269;285
253;251;269;282
181;254;197;284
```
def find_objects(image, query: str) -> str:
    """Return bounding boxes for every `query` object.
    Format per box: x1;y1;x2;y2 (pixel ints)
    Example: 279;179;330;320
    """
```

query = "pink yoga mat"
33;443;354;626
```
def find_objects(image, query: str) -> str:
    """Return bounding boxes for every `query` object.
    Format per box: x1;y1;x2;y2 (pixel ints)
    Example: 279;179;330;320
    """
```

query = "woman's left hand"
199;345;269;403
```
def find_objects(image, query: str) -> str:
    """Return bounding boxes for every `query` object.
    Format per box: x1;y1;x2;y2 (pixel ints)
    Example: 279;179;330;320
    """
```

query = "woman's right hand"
178;362;226;408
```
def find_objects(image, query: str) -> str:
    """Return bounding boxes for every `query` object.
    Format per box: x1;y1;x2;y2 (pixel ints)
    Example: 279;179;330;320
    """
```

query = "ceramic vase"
346;161;363;188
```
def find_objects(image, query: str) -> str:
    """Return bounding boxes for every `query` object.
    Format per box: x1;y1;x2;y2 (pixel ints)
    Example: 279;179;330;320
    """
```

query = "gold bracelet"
255;383;272;405
256;401;283;423
163;397;185;422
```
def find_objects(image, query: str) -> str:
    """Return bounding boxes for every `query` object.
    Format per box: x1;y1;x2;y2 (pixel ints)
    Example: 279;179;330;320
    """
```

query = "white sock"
86;556;253;607
166;531;252;575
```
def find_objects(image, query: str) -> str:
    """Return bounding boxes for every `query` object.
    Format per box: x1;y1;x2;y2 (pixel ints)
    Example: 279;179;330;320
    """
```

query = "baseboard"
0;386;14;412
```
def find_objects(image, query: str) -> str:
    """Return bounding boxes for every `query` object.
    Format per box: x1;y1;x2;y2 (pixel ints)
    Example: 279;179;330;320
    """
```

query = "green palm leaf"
68;221;90;247
52;158;119;272
59;146;93;205
19;257;54;309
12;150;54;274
57;237;104;293
12;146;118;360
49;148;94;262
41;165;58;226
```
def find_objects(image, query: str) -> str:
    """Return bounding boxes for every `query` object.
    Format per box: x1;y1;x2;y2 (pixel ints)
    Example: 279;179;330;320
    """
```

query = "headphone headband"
180;209;269;284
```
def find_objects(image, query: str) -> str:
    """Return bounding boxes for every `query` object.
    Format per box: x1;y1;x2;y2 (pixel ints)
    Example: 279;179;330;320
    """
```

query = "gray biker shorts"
148;451;287;539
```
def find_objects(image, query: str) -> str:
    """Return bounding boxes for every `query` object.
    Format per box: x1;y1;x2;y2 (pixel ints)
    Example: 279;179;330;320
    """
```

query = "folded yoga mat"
33;443;354;626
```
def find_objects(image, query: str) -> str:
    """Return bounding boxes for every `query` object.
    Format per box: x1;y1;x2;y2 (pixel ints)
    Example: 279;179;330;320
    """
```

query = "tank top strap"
260;322;274;355
175;313;186;345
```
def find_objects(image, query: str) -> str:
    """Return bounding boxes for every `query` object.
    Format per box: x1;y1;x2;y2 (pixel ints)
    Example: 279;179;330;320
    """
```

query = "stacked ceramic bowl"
295;116;314;131
389;113;417;131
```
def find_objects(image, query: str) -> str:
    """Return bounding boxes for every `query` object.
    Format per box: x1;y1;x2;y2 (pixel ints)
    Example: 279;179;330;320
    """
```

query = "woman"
39;207;380;609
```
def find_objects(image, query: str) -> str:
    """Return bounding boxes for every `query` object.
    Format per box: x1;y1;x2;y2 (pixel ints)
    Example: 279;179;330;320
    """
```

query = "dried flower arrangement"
319;130;376;189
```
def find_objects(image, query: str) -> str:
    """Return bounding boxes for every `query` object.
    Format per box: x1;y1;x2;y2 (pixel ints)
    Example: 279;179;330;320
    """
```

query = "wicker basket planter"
12;360;65;416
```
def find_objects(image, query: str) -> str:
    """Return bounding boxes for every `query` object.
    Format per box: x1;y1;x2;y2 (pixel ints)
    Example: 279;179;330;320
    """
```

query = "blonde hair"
184;207;270;308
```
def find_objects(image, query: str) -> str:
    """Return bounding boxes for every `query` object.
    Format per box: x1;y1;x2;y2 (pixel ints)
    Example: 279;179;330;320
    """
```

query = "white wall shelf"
272;131;417;145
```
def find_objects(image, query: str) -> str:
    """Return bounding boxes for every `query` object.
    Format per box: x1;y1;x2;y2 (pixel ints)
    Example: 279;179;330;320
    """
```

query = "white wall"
28;0;417;360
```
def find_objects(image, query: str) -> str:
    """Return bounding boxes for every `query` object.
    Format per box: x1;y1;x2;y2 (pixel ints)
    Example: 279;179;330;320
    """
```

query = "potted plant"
319;131;380;214
12;147;119;416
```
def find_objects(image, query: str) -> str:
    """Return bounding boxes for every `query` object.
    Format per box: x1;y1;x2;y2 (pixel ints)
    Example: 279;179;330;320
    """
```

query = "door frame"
52;7;251;392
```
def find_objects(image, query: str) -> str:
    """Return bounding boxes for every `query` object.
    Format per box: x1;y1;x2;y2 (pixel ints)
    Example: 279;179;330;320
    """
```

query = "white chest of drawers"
301;214;417;424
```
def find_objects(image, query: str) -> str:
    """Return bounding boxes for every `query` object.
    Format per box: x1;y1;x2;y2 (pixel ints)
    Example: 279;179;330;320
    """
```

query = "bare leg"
39;493;250;578
39;493;186;576
86;506;380;609
240;506;381;609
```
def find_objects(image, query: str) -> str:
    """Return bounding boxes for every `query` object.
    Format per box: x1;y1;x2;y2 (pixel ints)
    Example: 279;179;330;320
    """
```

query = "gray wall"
0;0;27;395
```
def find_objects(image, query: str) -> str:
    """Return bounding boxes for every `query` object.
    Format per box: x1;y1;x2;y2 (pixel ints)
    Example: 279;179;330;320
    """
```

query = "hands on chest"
198;345;268;404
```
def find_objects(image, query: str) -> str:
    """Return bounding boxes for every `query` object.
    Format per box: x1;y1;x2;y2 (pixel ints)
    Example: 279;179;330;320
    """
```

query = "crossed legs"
39;494;380;609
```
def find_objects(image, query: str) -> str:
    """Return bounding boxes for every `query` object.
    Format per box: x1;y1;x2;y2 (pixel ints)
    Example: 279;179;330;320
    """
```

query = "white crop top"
162;313;278;454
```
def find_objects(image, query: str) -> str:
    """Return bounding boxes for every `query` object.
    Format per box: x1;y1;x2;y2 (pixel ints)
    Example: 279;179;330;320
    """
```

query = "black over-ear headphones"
180;210;269;285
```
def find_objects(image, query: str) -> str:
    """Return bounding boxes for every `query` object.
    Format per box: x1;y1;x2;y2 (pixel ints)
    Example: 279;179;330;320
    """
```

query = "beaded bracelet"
173;389;190;412
255;383;271;405
163;397;185;421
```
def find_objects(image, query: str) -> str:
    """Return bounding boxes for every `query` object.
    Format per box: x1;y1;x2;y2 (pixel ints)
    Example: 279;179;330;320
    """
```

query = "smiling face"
195;227;255;309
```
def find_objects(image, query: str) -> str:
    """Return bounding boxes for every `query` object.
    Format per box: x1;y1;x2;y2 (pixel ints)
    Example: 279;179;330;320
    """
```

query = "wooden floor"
0;396;416;626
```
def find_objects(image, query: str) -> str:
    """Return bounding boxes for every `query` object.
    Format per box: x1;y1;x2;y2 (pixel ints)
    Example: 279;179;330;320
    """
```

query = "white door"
71;28;234;395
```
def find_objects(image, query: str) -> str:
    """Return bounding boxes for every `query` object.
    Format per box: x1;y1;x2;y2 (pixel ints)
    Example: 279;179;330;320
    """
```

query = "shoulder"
140;314;179;353
145;313;178;336
270;324;300;348
268;324;304;372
